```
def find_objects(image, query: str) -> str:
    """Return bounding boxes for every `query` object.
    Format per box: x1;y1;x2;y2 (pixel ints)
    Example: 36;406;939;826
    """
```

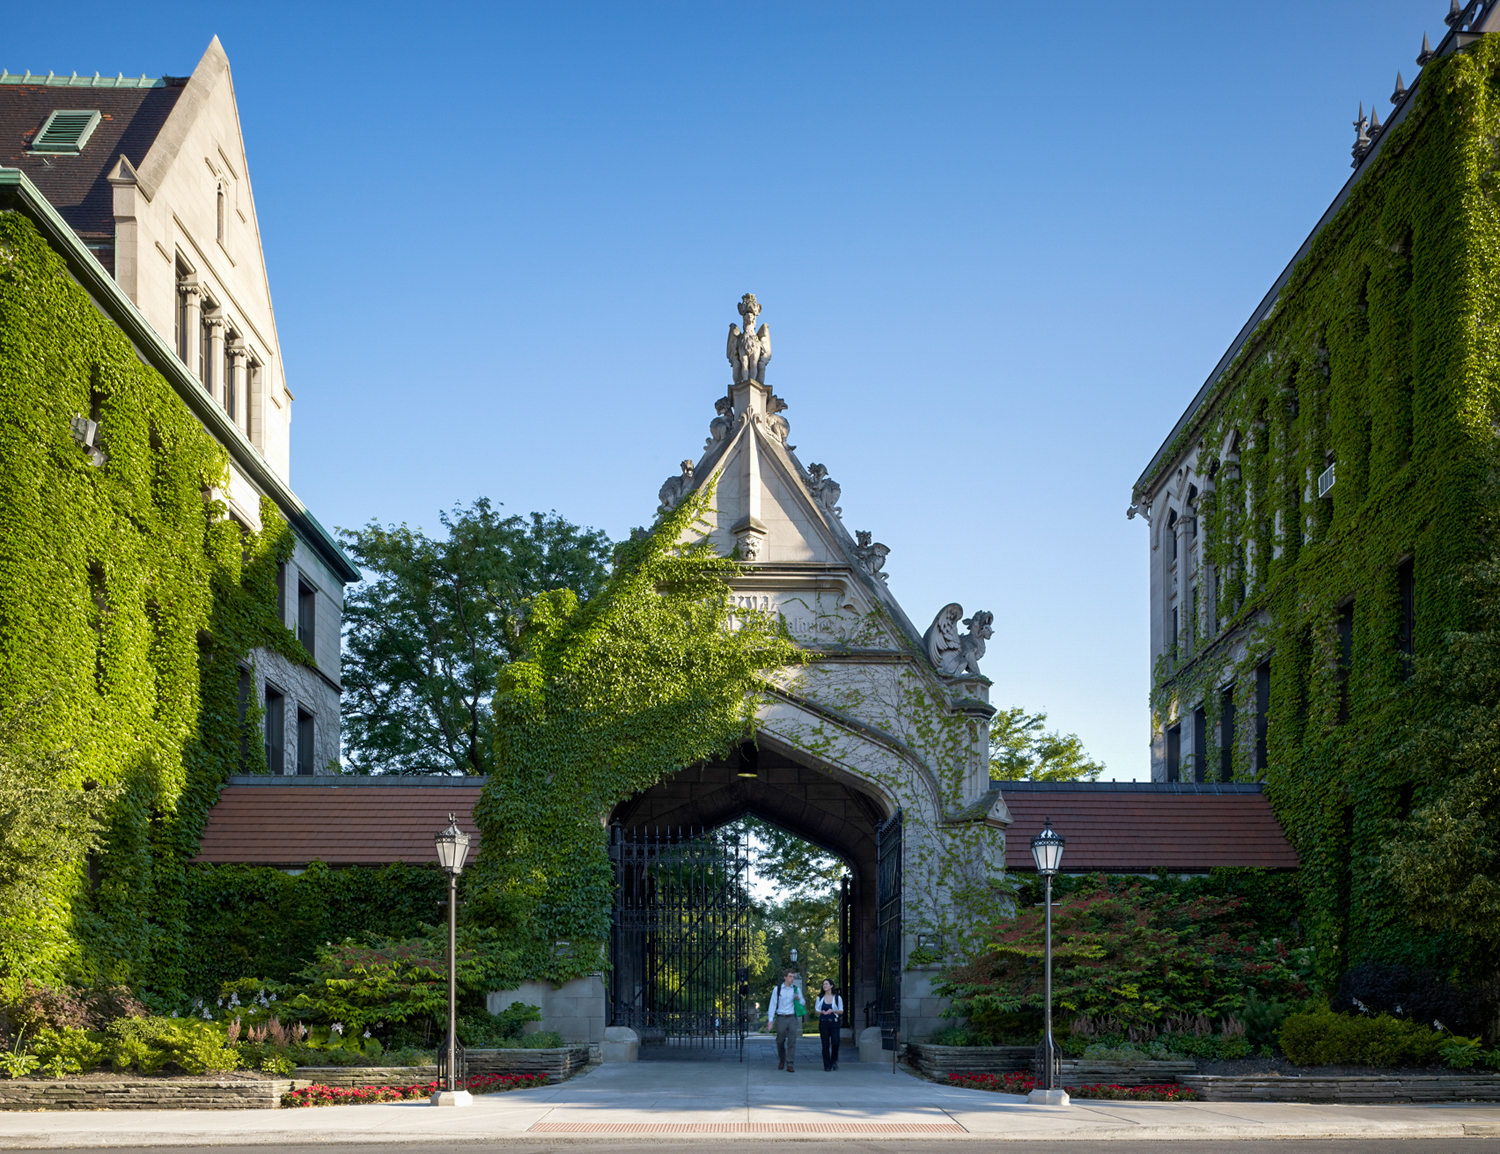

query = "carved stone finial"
922;603;994;677
705;395;735;449
657;459;695;512
853;529;890;582
807;463;842;518
726;293;773;384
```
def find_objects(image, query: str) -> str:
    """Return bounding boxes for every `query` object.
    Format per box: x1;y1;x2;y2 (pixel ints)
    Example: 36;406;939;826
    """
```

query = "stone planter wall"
1180;1073;1500;1103
293;1047;590;1088
0;1078;289;1111
906;1043;1033;1076
1049;1059;1197;1086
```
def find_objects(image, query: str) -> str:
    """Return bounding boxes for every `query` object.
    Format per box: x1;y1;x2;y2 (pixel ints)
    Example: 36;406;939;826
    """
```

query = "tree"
988;707;1105;781
338;502;612;775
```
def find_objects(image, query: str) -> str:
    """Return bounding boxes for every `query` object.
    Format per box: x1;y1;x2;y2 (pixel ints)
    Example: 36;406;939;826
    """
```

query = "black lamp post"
433;812;471;1105
1029;817;1066;1105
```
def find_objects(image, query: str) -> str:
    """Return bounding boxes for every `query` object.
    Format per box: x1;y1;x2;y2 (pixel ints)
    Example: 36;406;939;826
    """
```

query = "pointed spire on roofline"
1369;105;1383;134
1445;0;1464;29
1418;32;1436;65
1392;70;1407;105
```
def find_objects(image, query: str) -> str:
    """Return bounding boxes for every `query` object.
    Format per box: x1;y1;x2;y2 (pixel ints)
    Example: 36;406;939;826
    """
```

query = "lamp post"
1027;817;1068;1106
432;812;472;1107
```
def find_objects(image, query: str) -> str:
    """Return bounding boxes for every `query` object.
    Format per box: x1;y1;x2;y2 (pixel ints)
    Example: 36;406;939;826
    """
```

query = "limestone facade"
2;40;358;771
639;295;1011;1041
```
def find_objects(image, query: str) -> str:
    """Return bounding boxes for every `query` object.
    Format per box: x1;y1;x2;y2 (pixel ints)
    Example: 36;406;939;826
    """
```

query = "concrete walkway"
3;1039;1500;1146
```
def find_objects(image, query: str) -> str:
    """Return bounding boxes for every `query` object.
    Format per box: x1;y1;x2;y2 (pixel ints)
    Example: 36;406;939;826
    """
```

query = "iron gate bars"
874;809;902;1050
610;823;752;1059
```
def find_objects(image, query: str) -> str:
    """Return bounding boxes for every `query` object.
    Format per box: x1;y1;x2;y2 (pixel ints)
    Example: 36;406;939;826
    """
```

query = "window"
1336;600;1355;724
30;109;102;154
224;332;238;424
264;685;285;774
1219;684;1236;783
1166;724;1182;783
275;563;287;624
1192;706;1207;784
296;708;315;775
1170;605;1179;661
216;183;225;242
1398;557;1415;679
1254;660;1271;775
199;306;214;387
1188;585;1198;652
298;581;316;659
1168;510;1179;562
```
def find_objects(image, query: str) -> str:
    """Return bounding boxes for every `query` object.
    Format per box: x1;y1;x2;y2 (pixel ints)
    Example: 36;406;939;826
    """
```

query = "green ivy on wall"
466;491;805;985
0;210;312;1001
1138;37;1500;989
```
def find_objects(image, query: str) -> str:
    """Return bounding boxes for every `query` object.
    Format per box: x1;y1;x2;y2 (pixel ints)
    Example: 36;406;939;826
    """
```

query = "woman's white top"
815;995;844;1015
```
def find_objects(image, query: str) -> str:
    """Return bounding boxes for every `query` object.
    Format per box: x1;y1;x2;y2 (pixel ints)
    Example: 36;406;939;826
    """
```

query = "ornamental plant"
280;1072;546;1108
936;875;1306;1041
1279;1003;1451;1067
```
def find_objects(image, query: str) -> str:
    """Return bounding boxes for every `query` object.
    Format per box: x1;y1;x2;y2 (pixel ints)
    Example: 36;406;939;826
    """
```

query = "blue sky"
11;1;1443;779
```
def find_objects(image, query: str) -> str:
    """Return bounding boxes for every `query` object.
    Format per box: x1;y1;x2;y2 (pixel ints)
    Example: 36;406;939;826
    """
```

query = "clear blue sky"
11;1;1441;779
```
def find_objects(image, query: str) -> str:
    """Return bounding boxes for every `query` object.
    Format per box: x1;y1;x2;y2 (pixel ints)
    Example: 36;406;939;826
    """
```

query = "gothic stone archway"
610;740;890;1022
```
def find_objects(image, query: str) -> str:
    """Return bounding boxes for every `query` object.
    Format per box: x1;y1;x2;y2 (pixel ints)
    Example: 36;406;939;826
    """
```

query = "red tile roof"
192;778;484;867
996;784;1297;873
0;81;184;240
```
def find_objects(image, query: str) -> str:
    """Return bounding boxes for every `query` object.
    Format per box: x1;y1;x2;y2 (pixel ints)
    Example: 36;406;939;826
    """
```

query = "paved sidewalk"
3;1039;1500;1146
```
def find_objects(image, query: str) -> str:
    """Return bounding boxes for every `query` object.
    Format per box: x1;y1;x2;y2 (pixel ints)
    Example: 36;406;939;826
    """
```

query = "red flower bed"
1068;1083;1199;1101
281;1072;547;1108
946;1074;1199;1102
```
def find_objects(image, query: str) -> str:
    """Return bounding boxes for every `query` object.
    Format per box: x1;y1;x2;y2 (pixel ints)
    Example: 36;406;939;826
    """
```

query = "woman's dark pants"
819;1018;840;1070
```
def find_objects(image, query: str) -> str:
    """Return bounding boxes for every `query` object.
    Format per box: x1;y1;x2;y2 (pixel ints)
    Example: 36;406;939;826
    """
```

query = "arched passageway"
609;742;892;1051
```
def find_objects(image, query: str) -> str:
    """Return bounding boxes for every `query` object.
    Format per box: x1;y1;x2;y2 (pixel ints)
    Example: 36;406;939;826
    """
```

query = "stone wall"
0;1078;288;1111
489;975;606;1044
1179;1074;1500;1103
906;1043;1032;1075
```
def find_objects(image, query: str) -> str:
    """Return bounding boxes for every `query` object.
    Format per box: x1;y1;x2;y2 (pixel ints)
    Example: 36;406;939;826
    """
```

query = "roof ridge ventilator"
29;109;102;154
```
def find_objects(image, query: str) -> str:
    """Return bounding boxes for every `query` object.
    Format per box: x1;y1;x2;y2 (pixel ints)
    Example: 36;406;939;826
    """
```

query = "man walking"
767;969;803;1072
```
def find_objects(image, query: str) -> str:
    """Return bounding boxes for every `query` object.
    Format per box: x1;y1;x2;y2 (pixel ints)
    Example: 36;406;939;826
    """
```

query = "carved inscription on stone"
727;589;864;642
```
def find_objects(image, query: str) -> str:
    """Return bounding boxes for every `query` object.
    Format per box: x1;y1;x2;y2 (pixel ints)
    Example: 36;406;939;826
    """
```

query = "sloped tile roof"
192;777;484;867
995;782;1298;873
0;80;184;238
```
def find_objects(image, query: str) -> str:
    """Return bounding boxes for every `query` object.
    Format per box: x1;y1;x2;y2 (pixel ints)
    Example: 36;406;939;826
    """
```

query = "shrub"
937;876;1307;1041
1279;1005;1446;1067
1069;1083;1199;1101
104;1017;240;1075
1331;959;1485;1037
458;1003;542;1047
31;1027;103;1077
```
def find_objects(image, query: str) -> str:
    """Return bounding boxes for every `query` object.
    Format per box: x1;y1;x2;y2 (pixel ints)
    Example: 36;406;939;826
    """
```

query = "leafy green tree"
989;707;1105;781
338;502;611;775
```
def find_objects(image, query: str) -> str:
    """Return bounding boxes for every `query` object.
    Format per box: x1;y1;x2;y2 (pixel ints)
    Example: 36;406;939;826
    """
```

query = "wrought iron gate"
609;824;752;1057
874;809;902;1050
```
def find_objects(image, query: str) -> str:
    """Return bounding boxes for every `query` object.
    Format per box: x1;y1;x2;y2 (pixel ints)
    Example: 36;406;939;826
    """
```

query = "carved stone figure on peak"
658;460;695;512
923;603;994;677
853;530;890;582
727;293;773;384
807;463;841;517
705;396;735;449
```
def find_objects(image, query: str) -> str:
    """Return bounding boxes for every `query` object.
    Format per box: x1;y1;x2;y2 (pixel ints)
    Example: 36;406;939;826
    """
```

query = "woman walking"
816;979;843;1071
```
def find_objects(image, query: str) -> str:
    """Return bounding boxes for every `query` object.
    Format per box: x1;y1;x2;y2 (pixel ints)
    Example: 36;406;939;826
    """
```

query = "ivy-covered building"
0;40;356;990
1130;7;1500;980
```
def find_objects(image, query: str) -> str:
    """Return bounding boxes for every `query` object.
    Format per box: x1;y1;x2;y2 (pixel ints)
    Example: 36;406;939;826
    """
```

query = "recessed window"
298;581;316;659
1254;660;1271;775
296;708;315;776
1192;705;1207;784
264;685;285;775
1166;723;1182;783
30;109;102;154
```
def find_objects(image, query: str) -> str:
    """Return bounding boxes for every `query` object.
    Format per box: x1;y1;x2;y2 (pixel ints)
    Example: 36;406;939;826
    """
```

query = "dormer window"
29;109;101;154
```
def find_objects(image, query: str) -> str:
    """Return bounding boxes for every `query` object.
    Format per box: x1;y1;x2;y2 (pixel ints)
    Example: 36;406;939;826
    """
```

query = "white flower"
269;994;277;1002
216;998;224;1008
229;993;241;1007
363;1029;371;1039
202;1009;212;1020
170;1010;179;1018
331;1022;344;1036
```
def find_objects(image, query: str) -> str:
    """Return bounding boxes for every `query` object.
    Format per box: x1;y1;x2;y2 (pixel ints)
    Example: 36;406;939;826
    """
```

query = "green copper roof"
0;70;166;88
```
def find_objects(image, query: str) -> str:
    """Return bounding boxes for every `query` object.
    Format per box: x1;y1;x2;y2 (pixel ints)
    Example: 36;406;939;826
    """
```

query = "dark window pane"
297;709;314;776
1255;660;1271;776
1166;724;1182;783
264;686;284;775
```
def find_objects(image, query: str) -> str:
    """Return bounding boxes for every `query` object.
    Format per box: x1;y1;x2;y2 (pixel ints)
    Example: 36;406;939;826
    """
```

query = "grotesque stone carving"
737;532;764;562
766;393;791;446
657;460;695;512
726;293;772;384
705;396;735;449
807;463;842;518
923;604;995;677
853;530;890;582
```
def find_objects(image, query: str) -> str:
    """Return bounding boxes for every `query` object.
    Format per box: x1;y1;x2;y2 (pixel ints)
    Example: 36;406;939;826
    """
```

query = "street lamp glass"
1030;817;1065;877
434;812;471;874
